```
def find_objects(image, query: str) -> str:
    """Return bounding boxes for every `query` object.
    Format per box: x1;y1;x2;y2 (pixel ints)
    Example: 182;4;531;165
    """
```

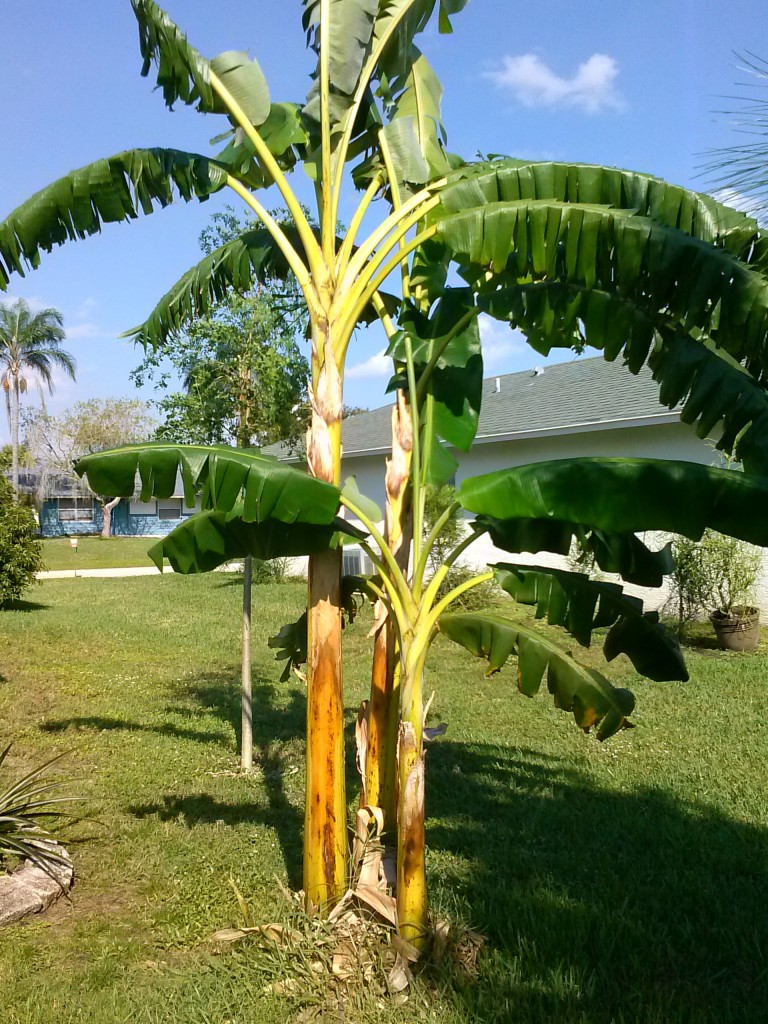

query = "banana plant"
5;0;768;943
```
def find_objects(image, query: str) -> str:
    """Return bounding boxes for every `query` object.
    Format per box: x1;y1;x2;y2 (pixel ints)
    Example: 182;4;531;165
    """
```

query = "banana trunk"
303;336;347;909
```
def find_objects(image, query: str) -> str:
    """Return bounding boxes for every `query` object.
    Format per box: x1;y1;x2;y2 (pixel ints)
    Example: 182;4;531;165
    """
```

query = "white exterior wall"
451;422;768;615
329;418;768;615
342;453;389;512
455;420;712;483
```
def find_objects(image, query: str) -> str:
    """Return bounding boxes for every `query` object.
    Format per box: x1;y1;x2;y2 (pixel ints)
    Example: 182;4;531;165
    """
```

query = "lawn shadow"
1;599;49;613
425;739;768;1023
40;716;229;746
133;670;307;888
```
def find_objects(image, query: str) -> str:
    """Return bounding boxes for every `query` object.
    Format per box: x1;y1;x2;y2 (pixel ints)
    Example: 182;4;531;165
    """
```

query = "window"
58;497;93;523
129;497;157;516
157;499;183;521
342;548;374;577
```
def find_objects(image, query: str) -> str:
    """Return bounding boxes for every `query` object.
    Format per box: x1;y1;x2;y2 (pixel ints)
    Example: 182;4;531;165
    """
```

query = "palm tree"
0;299;76;495
704;53;768;218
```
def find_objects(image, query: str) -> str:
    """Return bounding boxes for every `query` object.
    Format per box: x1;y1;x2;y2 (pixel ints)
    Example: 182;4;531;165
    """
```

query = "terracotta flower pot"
709;605;761;653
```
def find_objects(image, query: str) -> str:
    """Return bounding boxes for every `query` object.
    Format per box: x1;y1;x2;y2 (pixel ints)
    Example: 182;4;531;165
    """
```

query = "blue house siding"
41;499;104;537
40;498;194;538
111;501;185;537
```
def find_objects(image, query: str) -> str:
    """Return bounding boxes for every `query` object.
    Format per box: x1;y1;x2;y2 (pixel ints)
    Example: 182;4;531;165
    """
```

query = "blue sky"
1;0;765;442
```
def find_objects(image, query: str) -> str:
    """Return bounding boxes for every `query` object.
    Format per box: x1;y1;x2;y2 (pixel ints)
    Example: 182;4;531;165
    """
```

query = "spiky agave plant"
4;1;768;945
0;745;78;882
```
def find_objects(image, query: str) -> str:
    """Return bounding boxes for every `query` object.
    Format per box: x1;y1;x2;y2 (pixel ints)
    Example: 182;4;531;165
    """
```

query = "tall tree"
0;299;75;497
132;207;309;449
24;398;156;536
133;294;308;448
5;2;768;946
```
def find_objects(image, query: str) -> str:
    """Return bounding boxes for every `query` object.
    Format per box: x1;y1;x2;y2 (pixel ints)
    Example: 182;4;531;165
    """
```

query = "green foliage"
431;562;500;611
138;294;308;448
649;336;768;477
0;477;42;608
494;564;687;682
251;556;291;584
438;611;635;740
0;150;228;288
422;483;462;575
147;510;348;574
131;209;309;449
122;226;306;349
0;744;77;879
0;443;32;472
666;534;723;636
0;298;75;491
459;458;768;549
701;530;762;614
133;0;271;127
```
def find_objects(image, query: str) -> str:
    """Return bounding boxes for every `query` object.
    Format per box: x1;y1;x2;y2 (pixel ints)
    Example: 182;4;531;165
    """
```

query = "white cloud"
1;293;49;314
65;322;102;341
347;348;391;380
485;53;623;114
478;315;526;368
74;297;98;320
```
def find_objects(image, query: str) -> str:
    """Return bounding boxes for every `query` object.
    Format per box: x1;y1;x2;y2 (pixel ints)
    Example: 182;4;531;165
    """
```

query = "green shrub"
666;530;763;636
0;478;43;608
430;563;502;610
666;534;721;637
703;531;762;614
423;483;464;576
422;483;502;609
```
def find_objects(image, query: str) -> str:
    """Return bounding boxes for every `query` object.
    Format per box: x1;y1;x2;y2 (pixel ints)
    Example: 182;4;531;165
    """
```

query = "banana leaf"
493;564;687;681
459;458;768;548
471;516;674;588
74;443;340;525
148;510;352;574
438;611;635;740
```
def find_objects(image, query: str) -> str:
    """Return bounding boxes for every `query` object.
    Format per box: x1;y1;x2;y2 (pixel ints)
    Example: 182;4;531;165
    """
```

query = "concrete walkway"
37;563;242;579
38;566;166;579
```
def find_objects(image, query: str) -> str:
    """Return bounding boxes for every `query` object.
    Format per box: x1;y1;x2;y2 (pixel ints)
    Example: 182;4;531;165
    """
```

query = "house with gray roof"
268;354;705;511
8;467;201;538
267;355;736;599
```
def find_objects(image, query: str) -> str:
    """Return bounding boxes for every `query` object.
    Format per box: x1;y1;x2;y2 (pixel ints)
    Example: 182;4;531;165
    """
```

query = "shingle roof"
264;355;678;461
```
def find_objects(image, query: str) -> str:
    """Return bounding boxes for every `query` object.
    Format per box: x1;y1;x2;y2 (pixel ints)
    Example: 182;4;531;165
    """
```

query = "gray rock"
0;876;44;926
15;864;68;909
0;842;74;926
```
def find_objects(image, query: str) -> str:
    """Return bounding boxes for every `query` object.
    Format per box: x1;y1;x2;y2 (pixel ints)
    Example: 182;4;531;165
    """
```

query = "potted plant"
705;531;763;652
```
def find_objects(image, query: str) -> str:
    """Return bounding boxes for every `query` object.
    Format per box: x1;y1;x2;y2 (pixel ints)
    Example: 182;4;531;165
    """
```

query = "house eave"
335;410;682;460
467;411;681;447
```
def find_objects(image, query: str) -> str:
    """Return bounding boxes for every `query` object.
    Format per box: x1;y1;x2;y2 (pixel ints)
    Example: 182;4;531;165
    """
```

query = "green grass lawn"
1;575;767;1023
41;536;164;571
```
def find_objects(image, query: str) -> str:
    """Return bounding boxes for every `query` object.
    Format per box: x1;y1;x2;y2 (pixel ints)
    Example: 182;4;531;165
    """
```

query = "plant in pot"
704;531;763;652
